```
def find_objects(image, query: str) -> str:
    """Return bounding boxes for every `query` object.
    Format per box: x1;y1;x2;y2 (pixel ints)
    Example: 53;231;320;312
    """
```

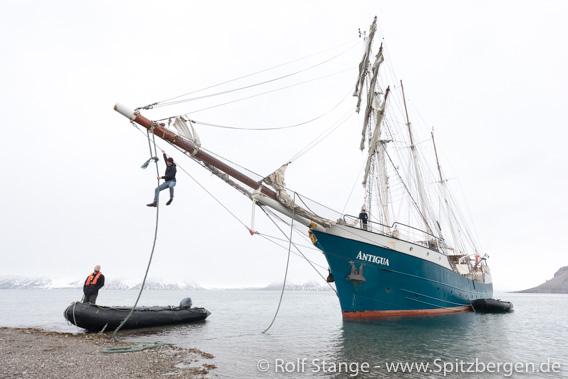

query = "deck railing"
342;214;447;253
341;214;490;282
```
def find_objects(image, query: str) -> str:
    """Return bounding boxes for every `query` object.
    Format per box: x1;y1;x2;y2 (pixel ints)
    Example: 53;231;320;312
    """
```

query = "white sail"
172;117;201;149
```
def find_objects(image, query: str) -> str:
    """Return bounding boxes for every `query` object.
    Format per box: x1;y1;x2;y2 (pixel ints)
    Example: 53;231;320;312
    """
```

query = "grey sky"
2;1;566;291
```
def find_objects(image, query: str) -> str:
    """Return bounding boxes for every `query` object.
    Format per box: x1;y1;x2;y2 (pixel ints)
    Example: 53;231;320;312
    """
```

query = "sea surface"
1;289;567;378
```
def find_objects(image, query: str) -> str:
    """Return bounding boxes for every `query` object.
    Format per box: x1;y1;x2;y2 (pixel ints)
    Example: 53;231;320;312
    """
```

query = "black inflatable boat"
64;297;210;331
471;298;514;313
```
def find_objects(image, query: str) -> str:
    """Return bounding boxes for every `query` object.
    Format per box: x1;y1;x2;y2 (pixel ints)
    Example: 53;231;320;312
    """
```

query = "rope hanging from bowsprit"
140;122;159;169
102;120;173;354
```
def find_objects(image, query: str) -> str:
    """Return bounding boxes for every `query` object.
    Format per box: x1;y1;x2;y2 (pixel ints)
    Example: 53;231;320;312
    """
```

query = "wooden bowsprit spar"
114;103;326;232
114;104;277;200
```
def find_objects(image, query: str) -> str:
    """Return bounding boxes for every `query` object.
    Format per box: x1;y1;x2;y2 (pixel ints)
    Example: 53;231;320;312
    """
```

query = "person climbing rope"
83;265;105;304
147;150;177;207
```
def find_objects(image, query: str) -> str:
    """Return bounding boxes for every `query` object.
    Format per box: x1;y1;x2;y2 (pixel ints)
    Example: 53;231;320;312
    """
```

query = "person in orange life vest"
83;265;105;304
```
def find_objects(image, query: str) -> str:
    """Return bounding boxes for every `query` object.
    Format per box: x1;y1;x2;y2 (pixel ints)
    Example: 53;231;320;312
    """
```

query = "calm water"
1;290;567;378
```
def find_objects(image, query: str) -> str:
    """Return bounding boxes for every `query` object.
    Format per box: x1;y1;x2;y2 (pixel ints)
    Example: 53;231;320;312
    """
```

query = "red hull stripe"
342;306;472;319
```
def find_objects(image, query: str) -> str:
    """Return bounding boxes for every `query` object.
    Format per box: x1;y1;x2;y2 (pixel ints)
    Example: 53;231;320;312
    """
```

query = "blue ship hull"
312;227;493;318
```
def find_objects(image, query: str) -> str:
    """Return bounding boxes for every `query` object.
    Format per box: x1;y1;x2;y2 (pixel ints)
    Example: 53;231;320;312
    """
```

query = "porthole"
386;288;390;293
410;247;413;251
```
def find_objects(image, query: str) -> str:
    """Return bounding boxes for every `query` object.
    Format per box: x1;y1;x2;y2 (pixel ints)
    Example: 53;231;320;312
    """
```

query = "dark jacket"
359;212;368;224
83;272;105;295
163;153;177;182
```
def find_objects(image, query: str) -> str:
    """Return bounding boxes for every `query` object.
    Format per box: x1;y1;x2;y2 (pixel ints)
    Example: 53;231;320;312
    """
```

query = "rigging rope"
186;85;353;132
162;140;335;286
144;40;361;110
287;106;356;164
259;206;337;293
158;68;354;123
262;193;295;334
102;122;173;354
133;124;337;302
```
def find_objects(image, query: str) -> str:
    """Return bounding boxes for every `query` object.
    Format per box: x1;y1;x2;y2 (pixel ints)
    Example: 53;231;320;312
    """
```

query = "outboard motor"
179;297;193;309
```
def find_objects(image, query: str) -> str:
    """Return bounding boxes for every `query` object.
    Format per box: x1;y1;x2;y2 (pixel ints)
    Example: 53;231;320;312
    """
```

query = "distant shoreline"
0;327;215;378
0;276;334;291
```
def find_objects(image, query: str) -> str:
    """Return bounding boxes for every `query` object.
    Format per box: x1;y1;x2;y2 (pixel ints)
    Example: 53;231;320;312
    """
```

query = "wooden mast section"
431;130;444;183
114;103;278;201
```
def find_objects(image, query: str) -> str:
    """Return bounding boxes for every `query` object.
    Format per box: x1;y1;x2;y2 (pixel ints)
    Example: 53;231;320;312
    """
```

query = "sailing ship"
115;17;493;318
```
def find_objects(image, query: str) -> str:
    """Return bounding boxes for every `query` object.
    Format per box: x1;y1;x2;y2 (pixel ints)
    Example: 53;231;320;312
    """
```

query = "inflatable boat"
64;297;210;331
471;298;514;313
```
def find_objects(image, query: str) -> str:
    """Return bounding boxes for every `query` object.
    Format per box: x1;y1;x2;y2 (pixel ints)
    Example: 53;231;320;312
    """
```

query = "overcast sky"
2;0;567;291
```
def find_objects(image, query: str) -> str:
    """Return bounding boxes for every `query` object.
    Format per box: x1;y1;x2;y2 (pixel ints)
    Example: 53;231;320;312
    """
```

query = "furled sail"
362;87;389;187
263;164;334;229
353;16;377;113
359;46;384;151
172;117;201;152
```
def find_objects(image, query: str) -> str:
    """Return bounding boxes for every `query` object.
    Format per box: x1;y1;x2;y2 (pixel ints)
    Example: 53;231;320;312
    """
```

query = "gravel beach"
0;327;216;378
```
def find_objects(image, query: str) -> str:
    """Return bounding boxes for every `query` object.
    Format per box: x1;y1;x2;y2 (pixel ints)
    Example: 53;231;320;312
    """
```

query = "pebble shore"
0;327;216;378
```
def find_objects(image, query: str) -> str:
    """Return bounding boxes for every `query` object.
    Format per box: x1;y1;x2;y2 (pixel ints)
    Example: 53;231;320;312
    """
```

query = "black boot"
166;198;173;206
146;202;157;207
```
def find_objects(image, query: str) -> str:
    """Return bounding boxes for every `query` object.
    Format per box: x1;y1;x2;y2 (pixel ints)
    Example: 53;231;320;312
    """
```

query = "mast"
431;130;462;254
400;81;434;235
362;87;391;231
431;130;444;183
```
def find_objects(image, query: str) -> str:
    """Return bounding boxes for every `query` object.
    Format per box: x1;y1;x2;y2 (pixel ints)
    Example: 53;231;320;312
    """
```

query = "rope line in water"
259;206;337;294
262;193;295;334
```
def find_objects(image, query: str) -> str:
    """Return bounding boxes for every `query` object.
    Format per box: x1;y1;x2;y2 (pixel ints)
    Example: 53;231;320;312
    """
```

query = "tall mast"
431;130;462;254
374;88;391;231
400;81;434;235
401;80;414;146
431;130;444;183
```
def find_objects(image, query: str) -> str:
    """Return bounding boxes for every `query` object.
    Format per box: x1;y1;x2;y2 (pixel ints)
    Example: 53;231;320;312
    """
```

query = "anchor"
347;261;366;282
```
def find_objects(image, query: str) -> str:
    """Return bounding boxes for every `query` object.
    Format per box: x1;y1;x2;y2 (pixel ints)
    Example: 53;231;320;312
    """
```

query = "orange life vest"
86;271;102;286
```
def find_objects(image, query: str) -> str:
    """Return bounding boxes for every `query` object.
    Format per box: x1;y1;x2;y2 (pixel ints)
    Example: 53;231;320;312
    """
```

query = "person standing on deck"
147;150;177;207
359;208;369;231
83;265;105;304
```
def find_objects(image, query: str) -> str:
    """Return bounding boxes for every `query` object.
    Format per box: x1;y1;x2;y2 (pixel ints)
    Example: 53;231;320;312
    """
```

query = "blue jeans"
154;181;176;201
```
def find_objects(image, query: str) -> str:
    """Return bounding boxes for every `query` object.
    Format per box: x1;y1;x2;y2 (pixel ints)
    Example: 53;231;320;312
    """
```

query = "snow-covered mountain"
240;280;334;291
0;275;204;290
0;276;333;291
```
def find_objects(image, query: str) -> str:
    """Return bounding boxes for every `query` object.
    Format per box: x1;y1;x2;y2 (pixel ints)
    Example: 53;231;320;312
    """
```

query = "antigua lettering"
356;251;389;266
